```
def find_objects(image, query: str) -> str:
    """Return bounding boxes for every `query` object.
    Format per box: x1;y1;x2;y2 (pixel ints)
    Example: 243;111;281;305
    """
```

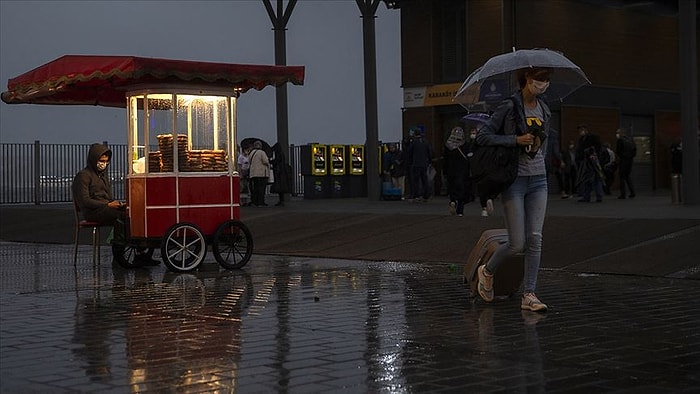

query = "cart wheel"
161;223;207;272
212;220;253;269
112;244;140;268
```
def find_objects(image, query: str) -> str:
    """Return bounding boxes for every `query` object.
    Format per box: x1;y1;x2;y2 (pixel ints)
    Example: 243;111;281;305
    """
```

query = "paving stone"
2;243;699;392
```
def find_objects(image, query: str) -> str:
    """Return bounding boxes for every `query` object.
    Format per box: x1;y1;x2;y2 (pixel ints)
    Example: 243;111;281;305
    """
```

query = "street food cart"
1;55;305;272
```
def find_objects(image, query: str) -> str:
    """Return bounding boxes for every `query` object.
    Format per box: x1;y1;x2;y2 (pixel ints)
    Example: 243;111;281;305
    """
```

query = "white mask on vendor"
96;162;108;171
529;80;550;95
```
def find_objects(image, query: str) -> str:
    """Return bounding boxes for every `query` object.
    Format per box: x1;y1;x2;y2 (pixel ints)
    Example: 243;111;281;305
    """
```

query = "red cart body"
127;174;241;239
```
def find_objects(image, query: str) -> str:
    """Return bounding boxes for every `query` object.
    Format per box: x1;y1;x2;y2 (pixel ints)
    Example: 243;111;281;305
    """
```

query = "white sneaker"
481;209;488;217
448;201;456;215
521;293;548;312
477;265;494;302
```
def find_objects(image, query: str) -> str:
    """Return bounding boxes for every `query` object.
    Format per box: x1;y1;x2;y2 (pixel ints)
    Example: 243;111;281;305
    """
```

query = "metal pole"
274;27;290;155
33;140;40;205
356;0;381;201
263;0;296;162
678;0;699;204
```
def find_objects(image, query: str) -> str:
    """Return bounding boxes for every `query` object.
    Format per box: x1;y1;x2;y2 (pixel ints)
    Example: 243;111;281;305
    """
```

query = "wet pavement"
1;193;700;392
1;243;699;393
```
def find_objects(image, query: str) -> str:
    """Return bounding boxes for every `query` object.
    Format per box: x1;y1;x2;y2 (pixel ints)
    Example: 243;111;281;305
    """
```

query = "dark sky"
0;0;402;146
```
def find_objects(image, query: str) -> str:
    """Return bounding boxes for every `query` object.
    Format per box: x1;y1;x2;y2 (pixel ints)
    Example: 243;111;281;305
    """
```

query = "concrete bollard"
671;174;683;204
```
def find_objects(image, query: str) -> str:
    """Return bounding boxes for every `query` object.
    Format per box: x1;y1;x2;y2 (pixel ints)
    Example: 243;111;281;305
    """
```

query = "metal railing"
0;142;307;204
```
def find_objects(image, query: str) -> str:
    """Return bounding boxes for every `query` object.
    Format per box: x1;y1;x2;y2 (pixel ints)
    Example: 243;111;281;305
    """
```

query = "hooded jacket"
72;143;114;219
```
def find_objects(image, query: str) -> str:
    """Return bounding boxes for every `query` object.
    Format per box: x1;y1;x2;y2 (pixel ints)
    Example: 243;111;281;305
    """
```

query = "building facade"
397;0;698;194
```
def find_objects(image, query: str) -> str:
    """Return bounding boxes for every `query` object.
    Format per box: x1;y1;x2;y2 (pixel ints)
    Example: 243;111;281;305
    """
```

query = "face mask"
96;161;108;171
470;133;476;140
529;80;550;95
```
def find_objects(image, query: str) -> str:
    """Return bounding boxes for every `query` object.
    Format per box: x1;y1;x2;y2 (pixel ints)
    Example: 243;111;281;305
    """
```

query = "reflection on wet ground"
1;242;699;392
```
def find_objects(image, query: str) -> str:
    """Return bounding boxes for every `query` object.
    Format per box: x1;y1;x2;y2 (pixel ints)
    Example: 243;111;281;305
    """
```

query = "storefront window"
633;136;652;164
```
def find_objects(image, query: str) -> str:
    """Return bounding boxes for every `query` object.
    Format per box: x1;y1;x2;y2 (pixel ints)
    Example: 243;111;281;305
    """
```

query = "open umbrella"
453;48;590;110
460;112;491;126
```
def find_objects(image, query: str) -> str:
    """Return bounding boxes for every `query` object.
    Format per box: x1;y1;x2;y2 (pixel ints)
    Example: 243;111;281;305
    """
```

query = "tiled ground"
1;242;699;393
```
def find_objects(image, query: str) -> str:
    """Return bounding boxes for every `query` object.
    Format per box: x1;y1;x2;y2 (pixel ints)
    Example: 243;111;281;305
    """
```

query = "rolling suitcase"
463;229;524;298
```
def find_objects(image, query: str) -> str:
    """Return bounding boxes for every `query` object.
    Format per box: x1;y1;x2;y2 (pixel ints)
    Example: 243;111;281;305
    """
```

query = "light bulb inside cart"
179;95;226;107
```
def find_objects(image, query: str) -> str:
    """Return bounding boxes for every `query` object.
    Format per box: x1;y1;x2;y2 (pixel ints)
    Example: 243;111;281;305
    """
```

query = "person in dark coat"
545;128;569;198
442;126;471;216
399;136;413;199
615;128;636;199
72;143;123;226
561;140;578;197
575;125;604;202
670;139;683;175
382;142;406;198
270;142;293;206
407;129;434;201
72;143;157;266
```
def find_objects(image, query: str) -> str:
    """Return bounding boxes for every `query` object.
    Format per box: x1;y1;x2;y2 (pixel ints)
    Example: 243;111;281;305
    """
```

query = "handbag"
470;98;520;198
267;165;275;184
470;144;519;199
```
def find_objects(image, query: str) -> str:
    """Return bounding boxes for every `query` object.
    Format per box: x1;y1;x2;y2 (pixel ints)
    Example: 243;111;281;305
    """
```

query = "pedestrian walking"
407;128;433;202
476;67;553;312
443;126;471;216
615;128;637;199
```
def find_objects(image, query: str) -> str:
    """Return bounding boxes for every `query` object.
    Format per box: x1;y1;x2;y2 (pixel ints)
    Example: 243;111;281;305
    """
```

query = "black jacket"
72;143;113;219
270;143;292;194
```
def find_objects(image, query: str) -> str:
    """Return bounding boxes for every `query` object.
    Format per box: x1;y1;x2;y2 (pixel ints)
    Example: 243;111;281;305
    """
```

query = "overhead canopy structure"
1;55;305;108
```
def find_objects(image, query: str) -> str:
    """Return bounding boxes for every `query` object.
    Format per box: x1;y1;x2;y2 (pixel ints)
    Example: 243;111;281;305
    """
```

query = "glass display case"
125;89;240;240
127;89;236;175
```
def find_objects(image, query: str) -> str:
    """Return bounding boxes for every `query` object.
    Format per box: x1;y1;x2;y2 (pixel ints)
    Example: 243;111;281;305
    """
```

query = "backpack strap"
456;147;468;160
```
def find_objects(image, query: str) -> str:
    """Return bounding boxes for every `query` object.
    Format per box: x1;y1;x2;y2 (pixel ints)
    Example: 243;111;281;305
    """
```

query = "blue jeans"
581;176;604;201
486;175;548;294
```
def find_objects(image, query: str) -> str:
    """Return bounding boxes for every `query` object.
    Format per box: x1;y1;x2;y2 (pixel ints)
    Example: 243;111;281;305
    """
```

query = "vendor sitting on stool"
72;143;159;267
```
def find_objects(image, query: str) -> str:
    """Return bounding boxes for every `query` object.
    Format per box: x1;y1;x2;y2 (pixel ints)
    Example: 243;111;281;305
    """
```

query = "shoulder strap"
496;97;519;136
509;97;523;136
456;147;468;160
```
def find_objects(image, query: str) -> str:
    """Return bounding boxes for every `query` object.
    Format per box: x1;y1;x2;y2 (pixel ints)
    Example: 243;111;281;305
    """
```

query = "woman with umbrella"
474;67;554;312
456;48;589;313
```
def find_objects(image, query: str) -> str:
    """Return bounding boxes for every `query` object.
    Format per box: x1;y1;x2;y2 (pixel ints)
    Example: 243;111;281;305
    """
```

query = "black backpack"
469;99;520;199
470;144;519;199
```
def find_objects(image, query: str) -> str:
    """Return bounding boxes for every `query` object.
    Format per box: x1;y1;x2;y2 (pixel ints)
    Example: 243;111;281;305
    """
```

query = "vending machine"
349;145;365;175
348;145;367;197
329;144;348;197
301;144;330;199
